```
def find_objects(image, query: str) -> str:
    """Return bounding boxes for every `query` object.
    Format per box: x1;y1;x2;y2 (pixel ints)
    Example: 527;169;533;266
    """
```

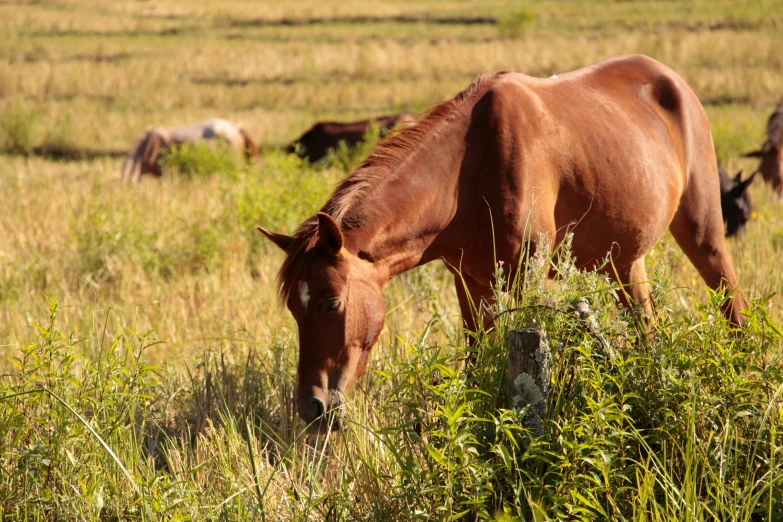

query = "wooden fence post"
507;328;551;437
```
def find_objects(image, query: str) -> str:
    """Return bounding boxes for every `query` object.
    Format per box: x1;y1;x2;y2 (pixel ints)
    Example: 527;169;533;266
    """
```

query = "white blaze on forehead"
298;281;310;310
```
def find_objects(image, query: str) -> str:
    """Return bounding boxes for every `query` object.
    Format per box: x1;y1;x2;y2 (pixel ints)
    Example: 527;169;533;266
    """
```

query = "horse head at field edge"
718;166;756;237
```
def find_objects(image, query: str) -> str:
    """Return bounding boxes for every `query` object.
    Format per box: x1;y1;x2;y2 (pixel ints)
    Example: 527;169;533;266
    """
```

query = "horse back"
463;55;715;269
573;55;711;182
508;55;710;198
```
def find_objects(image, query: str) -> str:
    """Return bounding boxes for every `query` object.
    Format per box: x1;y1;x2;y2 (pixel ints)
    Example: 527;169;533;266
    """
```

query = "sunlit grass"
2;0;783;519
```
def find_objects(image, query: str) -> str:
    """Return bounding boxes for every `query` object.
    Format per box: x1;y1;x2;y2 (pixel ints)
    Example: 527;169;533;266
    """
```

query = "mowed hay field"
2;1;783;520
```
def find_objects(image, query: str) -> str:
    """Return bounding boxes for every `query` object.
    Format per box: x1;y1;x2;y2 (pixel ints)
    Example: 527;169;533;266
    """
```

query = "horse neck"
341;114;471;285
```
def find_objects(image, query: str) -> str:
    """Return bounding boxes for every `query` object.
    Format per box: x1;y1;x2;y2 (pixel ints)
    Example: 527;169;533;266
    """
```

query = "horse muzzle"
298;388;346;433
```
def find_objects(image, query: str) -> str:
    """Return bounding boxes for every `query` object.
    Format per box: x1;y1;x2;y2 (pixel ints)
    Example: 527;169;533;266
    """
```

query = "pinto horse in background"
121;118;258;182
743;98;783;197
284;113;418;163
258;55;747;432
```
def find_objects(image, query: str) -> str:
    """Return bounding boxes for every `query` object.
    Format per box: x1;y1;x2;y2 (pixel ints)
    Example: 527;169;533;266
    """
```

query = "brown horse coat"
121;118;258;182
259;55;746;431
744;98;783;196
284;113;418;162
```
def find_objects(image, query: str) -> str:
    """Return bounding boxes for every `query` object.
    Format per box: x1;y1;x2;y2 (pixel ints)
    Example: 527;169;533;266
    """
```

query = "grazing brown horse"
744;98;783;196
121;118;258;182
258;55;747;432
718;166;756;237
284;113;418;163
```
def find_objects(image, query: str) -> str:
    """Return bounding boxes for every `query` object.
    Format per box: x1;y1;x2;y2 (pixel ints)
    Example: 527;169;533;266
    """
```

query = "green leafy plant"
0;100;42;155
161;140;239;179
322;123;383;172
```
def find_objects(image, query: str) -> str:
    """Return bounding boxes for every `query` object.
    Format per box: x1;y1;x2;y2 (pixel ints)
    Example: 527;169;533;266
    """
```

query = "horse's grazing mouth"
303;410;345;435
300;387;347;434
259;54;748;429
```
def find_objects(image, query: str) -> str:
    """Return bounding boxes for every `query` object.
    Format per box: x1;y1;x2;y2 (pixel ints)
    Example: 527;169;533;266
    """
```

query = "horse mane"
276;72;504;302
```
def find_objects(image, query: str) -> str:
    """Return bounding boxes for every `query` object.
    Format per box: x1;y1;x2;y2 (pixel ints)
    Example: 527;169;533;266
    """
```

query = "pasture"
1;0;783;519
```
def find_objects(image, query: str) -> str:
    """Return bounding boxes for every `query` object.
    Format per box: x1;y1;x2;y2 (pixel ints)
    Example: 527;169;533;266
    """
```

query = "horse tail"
239;127;259;163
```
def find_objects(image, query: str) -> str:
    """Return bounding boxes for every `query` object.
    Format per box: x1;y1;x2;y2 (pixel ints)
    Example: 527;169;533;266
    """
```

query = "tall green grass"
2;236;781;520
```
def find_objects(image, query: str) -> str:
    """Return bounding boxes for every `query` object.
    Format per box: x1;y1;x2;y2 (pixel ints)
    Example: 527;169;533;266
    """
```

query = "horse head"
719;167;756;237
258;213;386;433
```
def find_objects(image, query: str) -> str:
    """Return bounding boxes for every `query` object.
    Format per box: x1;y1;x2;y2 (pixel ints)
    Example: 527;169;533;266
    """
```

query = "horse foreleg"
451;271;495;379
452;271;494;340
609;257;654;327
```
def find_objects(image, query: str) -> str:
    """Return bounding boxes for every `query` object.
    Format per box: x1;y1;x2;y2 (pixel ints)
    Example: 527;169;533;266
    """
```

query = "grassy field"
2;0;783;520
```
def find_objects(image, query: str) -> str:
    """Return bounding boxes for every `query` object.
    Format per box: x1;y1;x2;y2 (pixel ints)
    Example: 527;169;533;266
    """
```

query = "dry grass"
2;0;783;519
1;1;782;147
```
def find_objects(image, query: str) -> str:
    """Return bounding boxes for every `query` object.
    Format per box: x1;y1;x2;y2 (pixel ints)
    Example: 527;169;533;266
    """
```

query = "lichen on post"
507;328;551;438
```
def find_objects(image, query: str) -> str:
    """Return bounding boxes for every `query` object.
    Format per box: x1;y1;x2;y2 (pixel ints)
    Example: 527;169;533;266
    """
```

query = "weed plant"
2;237;781;520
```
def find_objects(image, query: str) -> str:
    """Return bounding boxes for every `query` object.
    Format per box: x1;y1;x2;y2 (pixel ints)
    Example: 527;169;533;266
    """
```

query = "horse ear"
733;170;743;183
257;226;294;252
739;170;757;192
316;212;344;255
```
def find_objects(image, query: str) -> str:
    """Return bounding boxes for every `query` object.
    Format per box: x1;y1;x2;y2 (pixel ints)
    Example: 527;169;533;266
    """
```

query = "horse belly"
554;163;681;270
567;210;671;270
549;103;685;268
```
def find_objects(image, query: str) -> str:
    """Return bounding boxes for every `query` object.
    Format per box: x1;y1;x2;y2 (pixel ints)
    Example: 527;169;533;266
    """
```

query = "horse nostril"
330;394;343;410
310;398;325;419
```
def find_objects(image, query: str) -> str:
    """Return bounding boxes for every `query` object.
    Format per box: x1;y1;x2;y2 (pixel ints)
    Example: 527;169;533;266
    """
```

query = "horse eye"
323;298;342;313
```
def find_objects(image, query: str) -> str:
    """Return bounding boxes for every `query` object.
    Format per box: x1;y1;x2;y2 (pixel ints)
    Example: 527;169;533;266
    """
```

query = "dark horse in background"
719;166;755;237
258;55;747;433
744;98;783;197
122;118;258;182
284;113;418;163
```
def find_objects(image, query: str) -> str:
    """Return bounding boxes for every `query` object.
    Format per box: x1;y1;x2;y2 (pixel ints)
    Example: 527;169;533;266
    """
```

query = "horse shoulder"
470;75;544;130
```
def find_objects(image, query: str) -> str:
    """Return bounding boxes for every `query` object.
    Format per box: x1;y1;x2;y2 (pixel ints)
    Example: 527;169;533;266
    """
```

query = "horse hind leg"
668;171;747;325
